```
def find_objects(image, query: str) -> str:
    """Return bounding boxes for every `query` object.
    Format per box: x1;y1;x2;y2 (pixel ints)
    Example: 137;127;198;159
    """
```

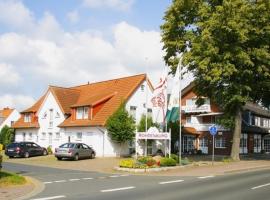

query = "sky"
0;0;192;111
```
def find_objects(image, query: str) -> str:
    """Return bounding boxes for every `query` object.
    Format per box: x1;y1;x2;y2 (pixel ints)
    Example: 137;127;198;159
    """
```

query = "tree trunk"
230;109;242;161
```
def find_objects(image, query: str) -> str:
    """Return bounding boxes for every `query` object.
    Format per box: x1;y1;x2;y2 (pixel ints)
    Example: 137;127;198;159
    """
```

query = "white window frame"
76;107;89;119
28;132;32;140
215;137;226;148
24;114;31;122
76;132;82;141
186;117;191;124
83;107;89;119
130;106;137;119
55;132;60;140
41;132;46;140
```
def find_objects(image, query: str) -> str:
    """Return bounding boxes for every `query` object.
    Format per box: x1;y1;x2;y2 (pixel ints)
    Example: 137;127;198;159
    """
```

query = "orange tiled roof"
60;74;146;127
0;108;14;119
12;117;40;128
14;74;147;128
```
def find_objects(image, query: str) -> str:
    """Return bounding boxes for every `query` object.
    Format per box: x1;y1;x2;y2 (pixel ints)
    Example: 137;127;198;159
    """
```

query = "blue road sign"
209;125;217;136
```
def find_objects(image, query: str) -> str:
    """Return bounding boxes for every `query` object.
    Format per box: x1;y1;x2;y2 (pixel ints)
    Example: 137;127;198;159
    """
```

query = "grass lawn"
0;170;26;187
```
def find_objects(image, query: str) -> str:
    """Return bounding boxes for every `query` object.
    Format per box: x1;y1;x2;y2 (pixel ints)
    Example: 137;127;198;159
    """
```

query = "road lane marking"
101;186;135;193
82;177;93;180
54;180;67;183
30;195;66;200
43;182;53;184
251;183;270;190
198;175;215;179
159;180;184;185
109;175;120;178
69;179;80;181
120;174;129;177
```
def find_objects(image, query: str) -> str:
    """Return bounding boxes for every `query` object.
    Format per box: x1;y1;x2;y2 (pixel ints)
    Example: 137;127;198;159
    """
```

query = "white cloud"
0;0;34;31
0;94;35;111
0;0;170;111
83;0;134;11
67;10;80;24
0;63;20;85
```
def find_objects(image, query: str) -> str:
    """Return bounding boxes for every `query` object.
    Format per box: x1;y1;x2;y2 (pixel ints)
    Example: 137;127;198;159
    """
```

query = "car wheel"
57;157;62;161
43;150;48;156
90;152;95;159
74;154;79;161
24;152;30;158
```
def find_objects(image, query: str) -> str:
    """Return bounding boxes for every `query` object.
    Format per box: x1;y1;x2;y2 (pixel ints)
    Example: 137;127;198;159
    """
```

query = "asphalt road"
3;162;270;200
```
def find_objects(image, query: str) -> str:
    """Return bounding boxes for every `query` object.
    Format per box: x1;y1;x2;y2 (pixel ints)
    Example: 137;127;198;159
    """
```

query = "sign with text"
137;127;170;140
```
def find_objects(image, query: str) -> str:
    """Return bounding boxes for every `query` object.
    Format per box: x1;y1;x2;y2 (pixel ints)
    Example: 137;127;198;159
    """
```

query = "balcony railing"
182;104;211;113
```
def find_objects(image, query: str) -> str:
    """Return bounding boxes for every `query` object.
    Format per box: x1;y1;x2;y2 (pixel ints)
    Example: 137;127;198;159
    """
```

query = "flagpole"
179;55;182;166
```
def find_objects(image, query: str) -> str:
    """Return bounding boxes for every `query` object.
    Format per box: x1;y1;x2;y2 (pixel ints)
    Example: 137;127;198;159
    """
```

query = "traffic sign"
209;125;217;136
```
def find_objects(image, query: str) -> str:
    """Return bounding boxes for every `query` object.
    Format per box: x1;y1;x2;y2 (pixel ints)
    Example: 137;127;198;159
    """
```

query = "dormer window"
76;107;89;119
24;114;31;122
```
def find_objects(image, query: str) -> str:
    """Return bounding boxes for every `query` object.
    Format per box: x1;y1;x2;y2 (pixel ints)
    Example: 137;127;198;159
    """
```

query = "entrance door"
240;133;248;154
199;137;208;154
254;134;262;153
183;135;195;153
263;136;270;153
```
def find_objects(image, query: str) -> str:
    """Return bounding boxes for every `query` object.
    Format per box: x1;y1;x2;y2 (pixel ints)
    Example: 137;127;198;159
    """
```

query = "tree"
161;0;270;160
105;102;136;156
137;114;159;132
0;125;15;148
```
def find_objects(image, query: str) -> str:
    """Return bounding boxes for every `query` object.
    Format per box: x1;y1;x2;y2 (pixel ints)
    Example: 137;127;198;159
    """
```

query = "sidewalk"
0;177;43;200
5;155;270;176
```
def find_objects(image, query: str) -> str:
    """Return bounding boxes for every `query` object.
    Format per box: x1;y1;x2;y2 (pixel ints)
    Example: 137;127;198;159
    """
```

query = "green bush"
222;157;233;163
160;157;177;167
138;156;156;164
119;159;135;168
47;146;53;154
169;154;179;163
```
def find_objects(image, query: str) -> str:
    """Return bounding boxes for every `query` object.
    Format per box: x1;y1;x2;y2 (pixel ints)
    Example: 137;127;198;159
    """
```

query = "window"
147;108;152;118
215;137;226;148
24;114;31;122
140;84;145;92
22;133;26;141
41;132;46;140
128;140;135;155
130;106;137;119
83;107;89;119
28;133;32;140
49;109;53;128
55;132;60;140
76;132;82;141
76;107;89;119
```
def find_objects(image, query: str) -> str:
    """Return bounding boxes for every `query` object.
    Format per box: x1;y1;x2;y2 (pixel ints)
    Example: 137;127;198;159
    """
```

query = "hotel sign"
137;127;170;140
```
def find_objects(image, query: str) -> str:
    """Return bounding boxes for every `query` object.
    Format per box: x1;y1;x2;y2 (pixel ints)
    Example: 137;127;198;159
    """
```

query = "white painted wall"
0;109;20;131
14;80;164;157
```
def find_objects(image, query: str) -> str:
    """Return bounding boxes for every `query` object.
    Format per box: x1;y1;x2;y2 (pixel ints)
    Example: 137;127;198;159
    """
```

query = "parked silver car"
55;143;95;161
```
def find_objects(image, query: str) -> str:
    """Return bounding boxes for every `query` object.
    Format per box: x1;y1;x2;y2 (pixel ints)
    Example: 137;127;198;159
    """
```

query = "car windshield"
59;143;75;148
8;143;20;148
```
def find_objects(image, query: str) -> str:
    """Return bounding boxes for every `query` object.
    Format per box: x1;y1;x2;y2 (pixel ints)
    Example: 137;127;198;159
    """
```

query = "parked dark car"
55;143;96;161
5;142;48;158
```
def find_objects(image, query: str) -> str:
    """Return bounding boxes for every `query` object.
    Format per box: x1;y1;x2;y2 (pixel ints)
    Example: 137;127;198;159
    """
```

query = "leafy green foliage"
47;146;53;154
160;157;177;166
137;114;159;132
119;159;135;168
0;125;15;148
161;0;270;160
106;102;136;144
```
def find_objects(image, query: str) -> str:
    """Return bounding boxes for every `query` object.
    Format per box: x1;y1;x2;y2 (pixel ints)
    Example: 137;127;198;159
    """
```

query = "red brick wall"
199;131;232;155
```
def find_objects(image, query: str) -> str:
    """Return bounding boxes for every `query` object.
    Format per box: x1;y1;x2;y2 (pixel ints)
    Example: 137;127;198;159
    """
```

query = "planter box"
115;166;183;173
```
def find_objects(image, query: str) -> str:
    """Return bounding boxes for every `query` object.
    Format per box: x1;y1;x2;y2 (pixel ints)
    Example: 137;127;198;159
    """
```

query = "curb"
114;166;184;173
16;176;45;200
223;165;270;174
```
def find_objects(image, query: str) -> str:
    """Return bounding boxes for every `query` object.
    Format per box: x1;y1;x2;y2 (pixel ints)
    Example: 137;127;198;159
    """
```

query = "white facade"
15;80;163;157
0;109;20;131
